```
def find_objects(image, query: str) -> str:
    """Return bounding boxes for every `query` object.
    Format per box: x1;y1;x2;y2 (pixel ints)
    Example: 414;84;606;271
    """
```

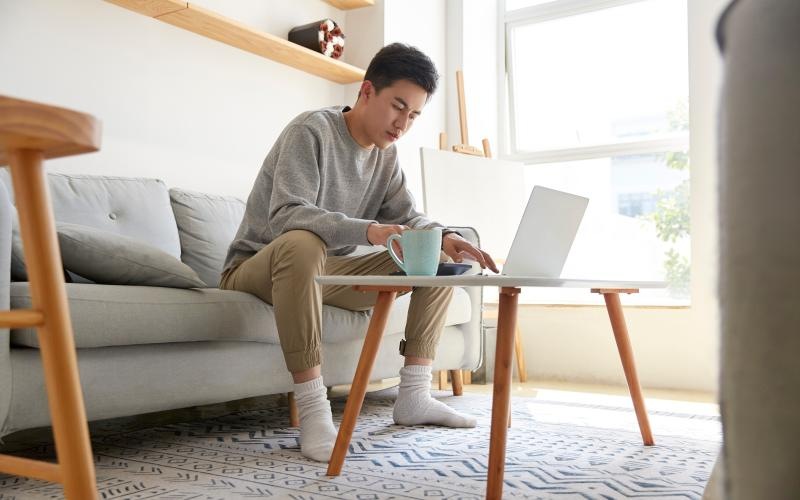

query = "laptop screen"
502;186;589;277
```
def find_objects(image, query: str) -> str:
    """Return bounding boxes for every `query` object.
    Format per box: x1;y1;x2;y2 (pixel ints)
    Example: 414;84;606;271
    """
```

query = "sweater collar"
336;106;376;158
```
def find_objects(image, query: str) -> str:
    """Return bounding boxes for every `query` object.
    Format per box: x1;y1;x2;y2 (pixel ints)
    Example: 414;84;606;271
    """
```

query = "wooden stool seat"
0;97;100;163
0;95;100;499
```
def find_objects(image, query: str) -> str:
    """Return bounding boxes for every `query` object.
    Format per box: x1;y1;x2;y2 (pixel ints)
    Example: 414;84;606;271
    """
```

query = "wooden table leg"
10;151;98;499
486;287;520;500
326;290;398;476
514;325;527;382
599;291;655;446
287;392;299;427
449;369;463;395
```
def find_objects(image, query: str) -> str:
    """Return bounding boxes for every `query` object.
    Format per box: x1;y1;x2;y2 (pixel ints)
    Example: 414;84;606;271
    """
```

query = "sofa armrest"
0;178;14;434
444;226;484;370
446;225;479;247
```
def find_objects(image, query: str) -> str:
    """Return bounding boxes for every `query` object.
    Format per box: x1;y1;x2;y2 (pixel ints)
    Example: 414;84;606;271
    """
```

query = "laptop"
501;186;589;277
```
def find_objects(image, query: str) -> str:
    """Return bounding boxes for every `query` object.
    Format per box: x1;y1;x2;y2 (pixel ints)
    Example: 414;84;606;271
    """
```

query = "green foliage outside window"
648;99;690;297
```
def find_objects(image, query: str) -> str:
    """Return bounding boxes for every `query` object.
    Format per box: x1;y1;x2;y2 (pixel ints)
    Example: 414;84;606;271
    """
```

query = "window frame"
495;0;692;306
498;0;690;164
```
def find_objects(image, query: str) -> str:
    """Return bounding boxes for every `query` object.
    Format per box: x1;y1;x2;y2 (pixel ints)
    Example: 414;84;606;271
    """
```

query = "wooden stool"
0;95;100;499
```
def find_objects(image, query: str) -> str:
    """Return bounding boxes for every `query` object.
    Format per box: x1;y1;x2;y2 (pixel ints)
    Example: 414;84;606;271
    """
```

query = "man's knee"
439;251;453;263
273;230;327;266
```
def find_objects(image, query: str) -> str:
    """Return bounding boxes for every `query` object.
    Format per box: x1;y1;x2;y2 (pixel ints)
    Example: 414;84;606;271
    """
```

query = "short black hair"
363;43;439;99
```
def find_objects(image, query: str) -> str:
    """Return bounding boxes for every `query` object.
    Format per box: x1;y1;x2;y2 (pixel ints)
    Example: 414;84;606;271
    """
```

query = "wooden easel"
437;70;528;390
449;70;484;156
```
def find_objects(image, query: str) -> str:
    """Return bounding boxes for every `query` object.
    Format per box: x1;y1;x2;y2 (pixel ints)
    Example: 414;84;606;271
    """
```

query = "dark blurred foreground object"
715;0;800;499
289;19;345;59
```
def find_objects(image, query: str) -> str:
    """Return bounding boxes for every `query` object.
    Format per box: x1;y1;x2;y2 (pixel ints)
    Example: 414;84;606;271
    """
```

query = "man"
220;43;498;463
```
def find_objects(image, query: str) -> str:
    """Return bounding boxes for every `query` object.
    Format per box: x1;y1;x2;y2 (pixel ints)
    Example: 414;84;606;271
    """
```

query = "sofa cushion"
169;188;245;287
49;173;181;257
9;284;473;348
57;223;206;288
1;173;183;280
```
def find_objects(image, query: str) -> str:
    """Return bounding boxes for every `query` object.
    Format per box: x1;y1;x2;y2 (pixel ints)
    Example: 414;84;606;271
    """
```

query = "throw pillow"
56;223;206;288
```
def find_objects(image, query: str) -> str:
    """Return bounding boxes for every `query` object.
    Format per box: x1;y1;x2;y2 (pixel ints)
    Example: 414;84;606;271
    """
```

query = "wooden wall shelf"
105;0;366;84
323;0;375;9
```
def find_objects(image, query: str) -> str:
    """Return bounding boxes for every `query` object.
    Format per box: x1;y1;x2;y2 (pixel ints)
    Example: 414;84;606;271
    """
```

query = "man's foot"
294;377;338;462
393;364;477;428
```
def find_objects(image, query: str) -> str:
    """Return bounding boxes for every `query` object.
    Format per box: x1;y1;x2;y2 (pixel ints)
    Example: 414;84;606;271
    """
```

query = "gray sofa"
0;172;483;437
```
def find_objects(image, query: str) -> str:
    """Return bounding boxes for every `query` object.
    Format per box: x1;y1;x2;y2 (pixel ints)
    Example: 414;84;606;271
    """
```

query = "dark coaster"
390;263;474;276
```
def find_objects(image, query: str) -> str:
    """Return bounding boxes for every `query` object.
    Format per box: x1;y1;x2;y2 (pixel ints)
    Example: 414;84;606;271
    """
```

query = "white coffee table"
316;274;665;499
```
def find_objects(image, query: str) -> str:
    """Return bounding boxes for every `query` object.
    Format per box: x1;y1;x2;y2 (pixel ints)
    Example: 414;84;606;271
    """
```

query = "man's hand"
442;232;500;273
442;233;500;273
367;223;408;255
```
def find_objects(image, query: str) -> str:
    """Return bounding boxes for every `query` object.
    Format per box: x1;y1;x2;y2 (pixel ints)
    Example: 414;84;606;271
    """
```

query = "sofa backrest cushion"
46;174;182;259
169;188;245;288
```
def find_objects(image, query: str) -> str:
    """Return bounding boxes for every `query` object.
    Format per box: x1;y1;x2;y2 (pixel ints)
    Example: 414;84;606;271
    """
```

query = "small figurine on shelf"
288;19;345;59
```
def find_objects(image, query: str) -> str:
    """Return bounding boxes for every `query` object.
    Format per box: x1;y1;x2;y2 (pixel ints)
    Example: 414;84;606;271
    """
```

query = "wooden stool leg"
327;291;397;476
449;369;463;396
10;151;97;499
287;392;299;427
601;292;654;446
514;325;527;382
438;370;447;390
486;287;520;500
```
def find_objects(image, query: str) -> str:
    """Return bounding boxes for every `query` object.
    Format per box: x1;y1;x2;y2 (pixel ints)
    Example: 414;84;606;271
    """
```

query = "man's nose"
395;114;410;132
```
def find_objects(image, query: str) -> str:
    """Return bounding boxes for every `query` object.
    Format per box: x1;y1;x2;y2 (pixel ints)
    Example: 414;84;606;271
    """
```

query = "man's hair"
363;43;439;99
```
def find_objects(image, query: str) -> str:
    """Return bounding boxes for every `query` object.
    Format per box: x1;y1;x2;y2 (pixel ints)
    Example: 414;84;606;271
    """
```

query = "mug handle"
386;233;406;273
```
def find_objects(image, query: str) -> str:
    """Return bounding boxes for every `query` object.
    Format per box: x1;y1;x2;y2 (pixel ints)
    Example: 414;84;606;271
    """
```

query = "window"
501;0;690;304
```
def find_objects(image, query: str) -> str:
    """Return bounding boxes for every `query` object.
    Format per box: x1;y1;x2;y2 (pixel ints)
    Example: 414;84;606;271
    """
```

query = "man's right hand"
367;223;408;254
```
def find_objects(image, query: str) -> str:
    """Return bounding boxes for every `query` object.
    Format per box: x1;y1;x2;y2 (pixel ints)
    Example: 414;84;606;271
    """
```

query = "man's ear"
360;80;374;100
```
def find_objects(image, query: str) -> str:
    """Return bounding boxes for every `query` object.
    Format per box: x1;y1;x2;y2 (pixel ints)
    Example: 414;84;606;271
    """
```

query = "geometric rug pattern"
0;388;721;499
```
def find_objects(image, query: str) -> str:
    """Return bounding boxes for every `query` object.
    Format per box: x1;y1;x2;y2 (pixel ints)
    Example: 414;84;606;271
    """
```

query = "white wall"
383;0;448;201
445;0;499;154
0;0;445;203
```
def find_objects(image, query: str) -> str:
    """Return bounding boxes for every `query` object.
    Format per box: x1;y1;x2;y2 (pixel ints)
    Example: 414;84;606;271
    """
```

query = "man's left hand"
442;233;499;273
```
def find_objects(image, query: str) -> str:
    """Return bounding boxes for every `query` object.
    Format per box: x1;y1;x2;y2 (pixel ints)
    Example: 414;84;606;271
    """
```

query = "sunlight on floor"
334;376;720;418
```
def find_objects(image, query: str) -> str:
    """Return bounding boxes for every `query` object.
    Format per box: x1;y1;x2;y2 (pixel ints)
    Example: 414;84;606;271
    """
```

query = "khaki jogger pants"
219;230;454;372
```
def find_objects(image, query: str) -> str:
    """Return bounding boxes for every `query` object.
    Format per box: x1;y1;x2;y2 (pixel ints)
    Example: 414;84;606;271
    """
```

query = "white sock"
393;365;477;428
294;377;338;462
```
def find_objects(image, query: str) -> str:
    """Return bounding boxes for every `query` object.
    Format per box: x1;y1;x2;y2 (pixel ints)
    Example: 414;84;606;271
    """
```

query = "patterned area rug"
0;388;720;499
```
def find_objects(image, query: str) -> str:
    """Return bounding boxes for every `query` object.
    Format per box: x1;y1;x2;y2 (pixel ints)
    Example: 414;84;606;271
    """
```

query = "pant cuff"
284;348;322;373
399;338;437;359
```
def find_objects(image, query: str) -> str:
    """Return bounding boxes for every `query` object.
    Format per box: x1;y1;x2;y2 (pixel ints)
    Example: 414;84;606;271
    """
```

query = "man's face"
361;79;428;149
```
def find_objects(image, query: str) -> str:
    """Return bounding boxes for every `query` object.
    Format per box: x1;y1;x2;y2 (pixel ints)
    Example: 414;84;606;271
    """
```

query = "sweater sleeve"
377;158;444;230
268;125;376;247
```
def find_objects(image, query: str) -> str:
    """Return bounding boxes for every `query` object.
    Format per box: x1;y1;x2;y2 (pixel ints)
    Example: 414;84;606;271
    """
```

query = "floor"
0;378;719;454
0;379;722;500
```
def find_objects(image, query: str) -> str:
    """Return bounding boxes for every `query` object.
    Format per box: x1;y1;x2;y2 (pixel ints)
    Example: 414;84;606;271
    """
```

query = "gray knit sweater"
223;106;443;272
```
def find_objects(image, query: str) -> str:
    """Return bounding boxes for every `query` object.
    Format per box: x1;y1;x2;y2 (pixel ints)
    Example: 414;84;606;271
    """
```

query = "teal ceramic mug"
386;228;442;276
